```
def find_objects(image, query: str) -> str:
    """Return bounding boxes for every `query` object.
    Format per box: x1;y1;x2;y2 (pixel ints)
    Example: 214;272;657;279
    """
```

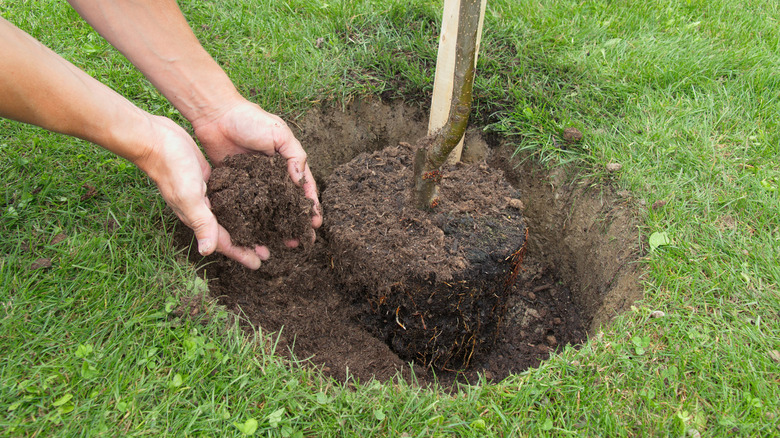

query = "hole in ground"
184;97;644;387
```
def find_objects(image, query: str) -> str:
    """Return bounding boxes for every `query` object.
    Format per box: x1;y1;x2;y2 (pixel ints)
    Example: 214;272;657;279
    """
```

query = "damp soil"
324;142;527;371
208;154;314;251
177;98;644;387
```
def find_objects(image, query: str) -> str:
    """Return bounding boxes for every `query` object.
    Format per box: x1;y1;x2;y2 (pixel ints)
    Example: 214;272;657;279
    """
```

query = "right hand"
192;99;323;237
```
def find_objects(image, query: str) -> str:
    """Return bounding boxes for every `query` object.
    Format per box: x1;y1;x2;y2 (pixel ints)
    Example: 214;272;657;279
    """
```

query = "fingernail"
247;258;262;270
197;239;213;255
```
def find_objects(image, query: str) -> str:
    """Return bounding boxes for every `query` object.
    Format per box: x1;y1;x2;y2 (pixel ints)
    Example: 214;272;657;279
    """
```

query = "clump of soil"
324;142;527;370
208;154;314;251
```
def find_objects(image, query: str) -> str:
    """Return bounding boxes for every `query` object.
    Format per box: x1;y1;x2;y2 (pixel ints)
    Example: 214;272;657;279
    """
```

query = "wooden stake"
428;0;486;164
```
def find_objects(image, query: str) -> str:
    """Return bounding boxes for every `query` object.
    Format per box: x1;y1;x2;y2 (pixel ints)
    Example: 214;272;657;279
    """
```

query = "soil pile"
188;144;588;385
176;99;642;387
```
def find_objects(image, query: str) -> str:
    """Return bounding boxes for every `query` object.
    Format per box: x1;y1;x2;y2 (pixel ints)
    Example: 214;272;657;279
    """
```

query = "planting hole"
181;98;643;386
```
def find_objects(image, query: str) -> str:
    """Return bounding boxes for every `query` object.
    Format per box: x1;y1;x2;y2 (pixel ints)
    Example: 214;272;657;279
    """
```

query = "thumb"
187;201;262;270
184;199;220;257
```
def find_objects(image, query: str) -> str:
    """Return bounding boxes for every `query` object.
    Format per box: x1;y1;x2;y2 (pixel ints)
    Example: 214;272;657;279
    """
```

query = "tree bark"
413;0;483;209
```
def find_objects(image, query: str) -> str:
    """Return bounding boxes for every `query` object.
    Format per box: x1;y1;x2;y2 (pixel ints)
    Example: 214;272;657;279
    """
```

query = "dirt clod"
51;233;67;245
81;183;97;201
563;127;583;143
652;200;667;210
30;258;52;270
508;198;524;210
208;154;314;251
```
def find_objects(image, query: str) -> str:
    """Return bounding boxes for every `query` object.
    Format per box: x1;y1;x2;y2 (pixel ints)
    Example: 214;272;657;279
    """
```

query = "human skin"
0;2;321;269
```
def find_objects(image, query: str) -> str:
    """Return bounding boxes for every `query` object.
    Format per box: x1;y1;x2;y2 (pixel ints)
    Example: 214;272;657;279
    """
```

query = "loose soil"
208;154;314;251
177;98;643;387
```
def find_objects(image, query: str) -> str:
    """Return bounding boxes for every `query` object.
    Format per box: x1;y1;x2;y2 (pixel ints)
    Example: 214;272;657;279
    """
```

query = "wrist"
99;108;159;174
150;52;244;126
182;84;244;129
67;0;242;129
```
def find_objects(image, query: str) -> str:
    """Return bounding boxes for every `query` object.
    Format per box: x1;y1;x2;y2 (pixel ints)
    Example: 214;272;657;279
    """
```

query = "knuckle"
187;213;213;235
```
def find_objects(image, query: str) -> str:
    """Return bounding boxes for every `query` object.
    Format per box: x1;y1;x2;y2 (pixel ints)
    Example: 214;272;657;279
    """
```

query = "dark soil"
324;142;527;371
177;98;643;388
208;154;314;251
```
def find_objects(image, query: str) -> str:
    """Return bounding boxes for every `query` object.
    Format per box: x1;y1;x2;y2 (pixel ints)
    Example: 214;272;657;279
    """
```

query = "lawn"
1;0;778;436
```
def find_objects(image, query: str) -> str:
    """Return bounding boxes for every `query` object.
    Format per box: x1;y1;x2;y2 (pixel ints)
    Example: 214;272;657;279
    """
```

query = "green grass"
2;0;779;436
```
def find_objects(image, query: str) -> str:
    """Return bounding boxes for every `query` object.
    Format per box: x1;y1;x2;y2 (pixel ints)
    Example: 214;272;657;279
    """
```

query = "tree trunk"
413;0;483;209
428;0;487;165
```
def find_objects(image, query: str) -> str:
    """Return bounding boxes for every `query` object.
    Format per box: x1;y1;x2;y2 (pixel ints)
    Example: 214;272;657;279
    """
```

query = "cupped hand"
191;100;322;233
135;115;268;269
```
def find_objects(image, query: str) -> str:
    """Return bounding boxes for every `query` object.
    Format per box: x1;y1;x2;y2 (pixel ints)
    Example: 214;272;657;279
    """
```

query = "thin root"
395;306;406;330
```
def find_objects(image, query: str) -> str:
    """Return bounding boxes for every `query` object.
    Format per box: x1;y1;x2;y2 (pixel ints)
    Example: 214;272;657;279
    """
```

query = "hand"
66;0;321;249
192;100;323;235
136;115;268;269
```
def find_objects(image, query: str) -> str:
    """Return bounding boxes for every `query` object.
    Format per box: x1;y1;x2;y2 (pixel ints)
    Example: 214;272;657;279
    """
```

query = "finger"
283;155;322;231
301;163;323;229
275;128;307;167
255;245;270;260
204;190;212;209
184;200;261;270
270;124;322;229
276;132;309;186
214;224;263;270
285;157;307;185
284;157;321;223
191;143;211;180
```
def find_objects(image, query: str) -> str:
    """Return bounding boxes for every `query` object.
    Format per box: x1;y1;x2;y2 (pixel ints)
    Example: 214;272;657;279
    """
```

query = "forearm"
0;17;152;164
1;15;267;270
66;0;242;126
